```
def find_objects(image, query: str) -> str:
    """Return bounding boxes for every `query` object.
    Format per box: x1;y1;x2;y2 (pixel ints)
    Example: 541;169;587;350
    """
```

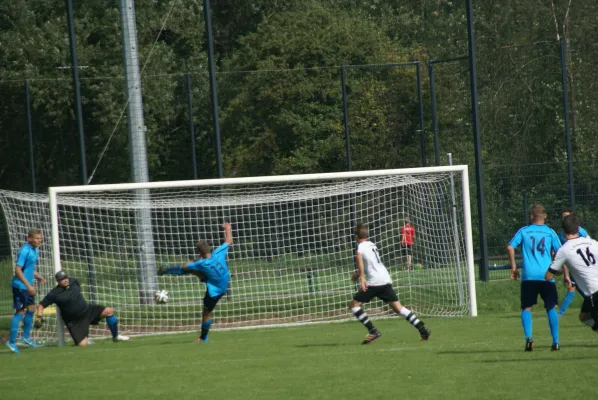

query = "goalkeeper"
158;222;233;343
35;271;129;346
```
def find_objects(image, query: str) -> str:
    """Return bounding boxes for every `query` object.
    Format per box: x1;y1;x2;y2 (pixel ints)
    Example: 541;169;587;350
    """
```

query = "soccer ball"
154;290;169;304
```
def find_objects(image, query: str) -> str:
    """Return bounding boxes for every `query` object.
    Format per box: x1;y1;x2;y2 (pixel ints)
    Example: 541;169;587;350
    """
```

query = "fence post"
186;73;198;179
340;65;351;172
203;0;223;178
25;80;36;193
415;62;426;167
429;62;440;166
560;39;575;209
466;0;489;281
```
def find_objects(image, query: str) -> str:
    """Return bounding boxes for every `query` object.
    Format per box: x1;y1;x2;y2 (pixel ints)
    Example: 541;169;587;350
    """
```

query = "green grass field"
1;279;596;400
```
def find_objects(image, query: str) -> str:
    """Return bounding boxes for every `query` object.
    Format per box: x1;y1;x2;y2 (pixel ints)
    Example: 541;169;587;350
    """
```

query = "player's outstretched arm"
223;222;233;246
157;264;186;276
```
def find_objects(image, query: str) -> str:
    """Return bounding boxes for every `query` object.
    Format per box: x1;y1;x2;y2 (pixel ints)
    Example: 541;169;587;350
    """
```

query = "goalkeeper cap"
55;270;69;281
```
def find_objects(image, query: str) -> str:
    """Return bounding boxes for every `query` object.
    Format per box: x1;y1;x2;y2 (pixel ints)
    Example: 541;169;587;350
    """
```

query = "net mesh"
0;169;473;342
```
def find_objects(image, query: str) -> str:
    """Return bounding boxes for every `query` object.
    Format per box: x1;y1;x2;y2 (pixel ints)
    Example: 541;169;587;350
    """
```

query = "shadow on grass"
437;350;522;355
294;343;345;348
559;343;598;348
478;356;596;363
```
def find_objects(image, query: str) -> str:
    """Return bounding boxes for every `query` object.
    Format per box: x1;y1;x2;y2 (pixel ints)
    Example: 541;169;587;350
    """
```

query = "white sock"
582;318;595;327
399;307;411;317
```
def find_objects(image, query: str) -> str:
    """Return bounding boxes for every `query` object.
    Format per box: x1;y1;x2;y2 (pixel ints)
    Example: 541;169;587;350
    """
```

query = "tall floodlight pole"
203;0;223;178
119;0;157;303
466;0;489;281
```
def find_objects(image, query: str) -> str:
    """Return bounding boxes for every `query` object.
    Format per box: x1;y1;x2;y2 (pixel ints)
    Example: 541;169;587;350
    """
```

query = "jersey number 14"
530;236;546;256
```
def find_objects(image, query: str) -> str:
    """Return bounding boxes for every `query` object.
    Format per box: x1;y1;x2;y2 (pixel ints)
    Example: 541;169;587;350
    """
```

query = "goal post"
1;165;476;344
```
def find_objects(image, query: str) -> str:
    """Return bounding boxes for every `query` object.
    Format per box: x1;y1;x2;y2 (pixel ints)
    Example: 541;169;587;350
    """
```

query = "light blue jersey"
509;224;561;281
558;226;589;244
186;243;230;297
11;243;39;290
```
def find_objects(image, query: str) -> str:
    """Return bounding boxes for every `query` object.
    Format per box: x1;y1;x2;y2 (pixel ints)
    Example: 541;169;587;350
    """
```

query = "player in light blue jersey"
557;209;591;316
158;223;233;343
6;229;46;354
507;205;562;351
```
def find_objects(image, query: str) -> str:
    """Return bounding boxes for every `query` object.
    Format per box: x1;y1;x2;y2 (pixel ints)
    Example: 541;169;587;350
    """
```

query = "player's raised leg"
389;300;431;340
559;288;576;316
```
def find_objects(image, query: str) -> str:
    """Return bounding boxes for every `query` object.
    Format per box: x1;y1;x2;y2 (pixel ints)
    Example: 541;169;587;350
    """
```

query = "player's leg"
520;281;537;351
6;288;28;353
559;282;577;316
579;296;594;327
540;281;560;350
66;319;90;346
196;293;223;343
99;306;129;342
406;246;413;268
590;293;598;332
349;288;380;344
20;302;40;348
386;286;430;340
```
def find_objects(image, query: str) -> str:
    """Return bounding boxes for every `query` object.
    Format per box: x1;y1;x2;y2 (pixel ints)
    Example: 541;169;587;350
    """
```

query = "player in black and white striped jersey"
349;222;431;344
546;213;598;333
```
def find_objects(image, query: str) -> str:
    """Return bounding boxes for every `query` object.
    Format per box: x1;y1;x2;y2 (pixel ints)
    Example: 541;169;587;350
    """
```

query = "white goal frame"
48;166;477;342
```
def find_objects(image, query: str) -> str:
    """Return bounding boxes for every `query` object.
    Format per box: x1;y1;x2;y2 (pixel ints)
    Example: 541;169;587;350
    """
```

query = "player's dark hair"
196;240;211;257
354;223;368;239
562;213;580;235
561;208;574;215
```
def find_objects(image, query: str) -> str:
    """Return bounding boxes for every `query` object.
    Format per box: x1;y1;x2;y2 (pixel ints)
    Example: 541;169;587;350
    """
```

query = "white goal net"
0;166;476;343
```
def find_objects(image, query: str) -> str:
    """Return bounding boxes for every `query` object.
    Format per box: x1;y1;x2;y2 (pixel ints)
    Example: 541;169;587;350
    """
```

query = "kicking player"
349;222;430;344
6;229;46;354
507;204;562;351
546;213;598;333
158;222;232;343
35;271;129;345
557;209;590;316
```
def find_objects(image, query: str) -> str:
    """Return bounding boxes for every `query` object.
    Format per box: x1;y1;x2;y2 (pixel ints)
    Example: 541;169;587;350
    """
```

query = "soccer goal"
0;166;476;343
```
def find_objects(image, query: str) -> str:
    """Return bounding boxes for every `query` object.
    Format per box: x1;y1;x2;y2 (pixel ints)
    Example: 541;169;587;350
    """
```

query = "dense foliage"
1;0;597;256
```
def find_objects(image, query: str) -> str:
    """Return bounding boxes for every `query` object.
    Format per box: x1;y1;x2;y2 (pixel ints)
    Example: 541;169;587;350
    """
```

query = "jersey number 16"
576;247;596;267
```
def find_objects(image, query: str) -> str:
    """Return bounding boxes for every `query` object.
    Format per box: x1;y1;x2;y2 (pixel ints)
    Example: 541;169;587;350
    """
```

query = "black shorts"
520;281;558;310
12;287;35;310
66;305;105;345
353;283;399;304
401;245;412;254
581;295;592;313
203;292;224;312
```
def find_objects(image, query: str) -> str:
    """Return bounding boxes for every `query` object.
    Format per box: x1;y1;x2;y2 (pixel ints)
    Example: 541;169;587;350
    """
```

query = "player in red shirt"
400;217;415;268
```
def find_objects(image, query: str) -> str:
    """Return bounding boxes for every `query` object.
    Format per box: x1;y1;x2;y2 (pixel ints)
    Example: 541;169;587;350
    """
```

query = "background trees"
1;0;597;256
